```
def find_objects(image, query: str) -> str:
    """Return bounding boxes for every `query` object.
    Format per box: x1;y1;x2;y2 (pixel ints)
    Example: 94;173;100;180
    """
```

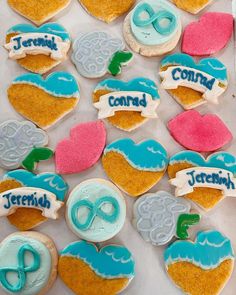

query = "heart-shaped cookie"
55;121;106;174
168;110;232;152
172;0;213;14
8;72;80;129
102;138;168;197
78;0;135;23
168;150;236;210
164;231;234;295
58;240;135;295
182;12;233;56
93;78;160;131
8;0;71;25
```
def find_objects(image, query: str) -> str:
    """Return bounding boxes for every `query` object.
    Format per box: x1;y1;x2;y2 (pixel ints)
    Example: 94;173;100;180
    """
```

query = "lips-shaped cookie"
182;12;233;56
102;138;168;197
164;231;234;295
8;72;80;129
168;150;236;210
7;0;71;25
93;78;160;131
168;110;232;152
172;0;213;14
55;121;106;174
78;0;135;23
58;240;135;295
0;169;68;230
5;23;71;74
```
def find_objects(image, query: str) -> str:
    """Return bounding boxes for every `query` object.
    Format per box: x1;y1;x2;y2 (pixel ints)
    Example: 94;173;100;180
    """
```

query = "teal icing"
4;169;68;201
161;53;228;83
61;240;135;278
169;151;236;175
13;72;80;98
104;138;168;171
7;23;71;41
95;77;159;100
164;231;234;270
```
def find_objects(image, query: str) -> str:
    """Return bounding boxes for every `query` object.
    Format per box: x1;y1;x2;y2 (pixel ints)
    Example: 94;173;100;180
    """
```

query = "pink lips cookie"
55;121;106;174
182;12;233;56
168;110;232;152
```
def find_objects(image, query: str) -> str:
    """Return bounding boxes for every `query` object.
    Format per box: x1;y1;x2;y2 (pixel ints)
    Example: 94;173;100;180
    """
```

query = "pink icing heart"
168;110;232;152
182;12;233;56
55;121;106;174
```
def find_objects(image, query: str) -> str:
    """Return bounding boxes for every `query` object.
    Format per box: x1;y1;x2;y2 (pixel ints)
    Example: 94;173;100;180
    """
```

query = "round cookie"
164;230;235;295
0;231;58;295
58;240;135;295
102;138;168;197
66;178;126;242
5;23;71;74
123;0;182;57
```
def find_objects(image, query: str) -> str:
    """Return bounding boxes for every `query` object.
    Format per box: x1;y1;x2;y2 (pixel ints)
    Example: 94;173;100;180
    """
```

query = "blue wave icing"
169;151;236;175
61;240;135;278
104;138;168;172
7;23;71;41
4;169;68;201
13;72;80;98
164;231;234;270
95;78;160;100
161;53;228;83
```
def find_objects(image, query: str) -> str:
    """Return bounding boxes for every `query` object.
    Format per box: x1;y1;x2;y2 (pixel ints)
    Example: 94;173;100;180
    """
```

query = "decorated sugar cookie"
55;121;106;174
160;53;228;109
133;191;200;245
0;169;68;230
102;138;168;197
172;0;213;14
164;231;235;295
182;12;233;56
78;0;135;23
7;0;71;25
168;110;232;152
5;23;71;74
66;179;126;242
8;72;80;129
0;120;53;171
0;231;58;295
58;240;135;295
168;151;236;211
123;0;182;57
93;77;160;131
72;31;133;78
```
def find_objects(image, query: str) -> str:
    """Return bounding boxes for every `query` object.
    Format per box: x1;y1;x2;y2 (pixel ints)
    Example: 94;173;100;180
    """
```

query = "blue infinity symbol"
133;3;177;35
0;244;40;292
71;196;120;231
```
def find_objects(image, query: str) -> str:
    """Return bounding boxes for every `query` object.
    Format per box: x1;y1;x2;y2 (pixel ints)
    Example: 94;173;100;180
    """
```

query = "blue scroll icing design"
61;240;135;278
169;151;236;176
161;53;228;83
95;78;160;100
13;72;80;98
4;169;68;201
7;23;71;41
104;138;168;171
164;231;234;270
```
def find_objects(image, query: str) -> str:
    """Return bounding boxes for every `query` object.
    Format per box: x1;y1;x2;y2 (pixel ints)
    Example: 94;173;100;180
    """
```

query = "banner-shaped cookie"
171;0;213;14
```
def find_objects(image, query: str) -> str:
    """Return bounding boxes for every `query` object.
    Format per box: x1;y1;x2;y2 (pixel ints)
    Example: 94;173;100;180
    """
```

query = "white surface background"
0;0;236;294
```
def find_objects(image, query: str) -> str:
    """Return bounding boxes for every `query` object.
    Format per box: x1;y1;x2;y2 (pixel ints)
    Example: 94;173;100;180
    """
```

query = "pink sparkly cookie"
182;12;233;56
168;110;232;152
55;121;106;174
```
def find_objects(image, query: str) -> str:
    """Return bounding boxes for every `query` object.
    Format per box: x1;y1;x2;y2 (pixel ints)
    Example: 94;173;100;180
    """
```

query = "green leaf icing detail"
176;213;200;240
22;148;54;171
108;51;133;76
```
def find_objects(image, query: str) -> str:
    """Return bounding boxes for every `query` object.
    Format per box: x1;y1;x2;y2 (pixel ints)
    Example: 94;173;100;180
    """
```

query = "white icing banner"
5;33;69;60
94;91;159;119
0;187;63;219
159;66;225;104
170;167;236;197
